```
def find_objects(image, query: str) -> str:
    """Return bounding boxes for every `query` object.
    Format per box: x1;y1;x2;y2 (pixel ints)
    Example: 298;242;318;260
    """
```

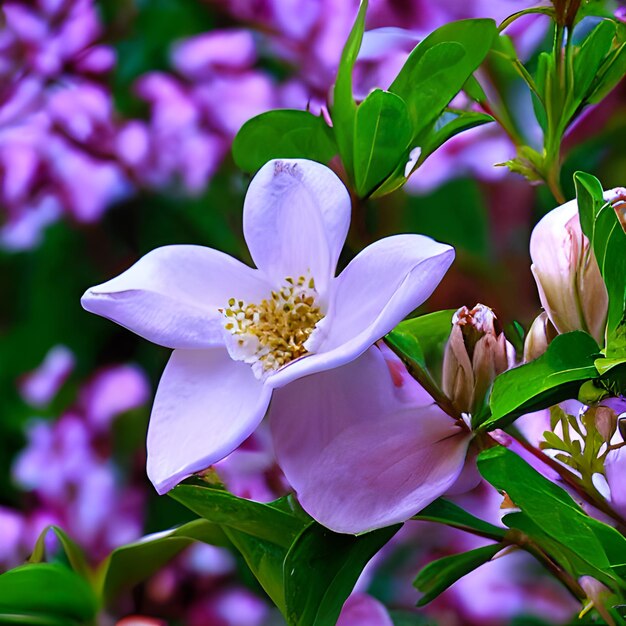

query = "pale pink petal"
271;347;470;533
266;234;453;388
81;245;270;349
147;349;272;494
337;594;393;626
243;159;350;297
605;446;626;517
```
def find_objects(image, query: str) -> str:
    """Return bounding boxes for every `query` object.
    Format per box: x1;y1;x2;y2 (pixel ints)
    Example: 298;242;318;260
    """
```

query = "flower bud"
523;311;558;362
583;406;617;443
528;191;626;344
442;304;515;416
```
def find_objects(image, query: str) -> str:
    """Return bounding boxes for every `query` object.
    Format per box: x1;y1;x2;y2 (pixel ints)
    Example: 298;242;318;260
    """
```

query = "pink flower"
270;344;472;533
337;593;393;626
529;190;624;343
81;158;454;497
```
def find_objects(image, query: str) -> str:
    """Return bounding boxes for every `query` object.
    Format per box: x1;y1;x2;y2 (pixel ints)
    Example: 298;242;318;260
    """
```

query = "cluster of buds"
442;304;515;417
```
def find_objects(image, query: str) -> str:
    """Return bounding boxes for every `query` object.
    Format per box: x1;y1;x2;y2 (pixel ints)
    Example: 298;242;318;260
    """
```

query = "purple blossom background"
2;0;626;624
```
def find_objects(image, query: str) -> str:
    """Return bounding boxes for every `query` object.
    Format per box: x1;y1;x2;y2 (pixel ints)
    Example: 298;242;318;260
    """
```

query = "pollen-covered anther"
221;275;324;374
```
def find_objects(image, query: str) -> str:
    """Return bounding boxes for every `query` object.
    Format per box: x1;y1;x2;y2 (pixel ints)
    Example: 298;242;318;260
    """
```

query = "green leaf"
575;171;626;360
478;447;626;585
232;110;337;173
0;564;98;624
28;526;91;582
170;483;305;548
385;310;455;393
588;21;626;104
571;20;616;113
99;518;229;602
283;523;400;626
331;0;368;180
170;482;308;615
481;331;600;430
417;110;495;166
413;498;506;541
414;543;502;605
389;19;497;138
353;89;412;196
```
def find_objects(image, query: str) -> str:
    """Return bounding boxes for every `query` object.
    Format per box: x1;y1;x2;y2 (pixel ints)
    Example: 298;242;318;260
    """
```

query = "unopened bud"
529;191;625;344
442;304;515;416
584;406;618;442
523;311;558;362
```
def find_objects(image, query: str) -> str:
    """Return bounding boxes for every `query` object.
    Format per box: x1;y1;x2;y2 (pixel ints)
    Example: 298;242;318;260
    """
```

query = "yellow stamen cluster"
221;275;323;374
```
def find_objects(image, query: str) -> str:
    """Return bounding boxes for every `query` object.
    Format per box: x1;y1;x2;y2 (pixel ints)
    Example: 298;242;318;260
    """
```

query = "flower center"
221;275;324;377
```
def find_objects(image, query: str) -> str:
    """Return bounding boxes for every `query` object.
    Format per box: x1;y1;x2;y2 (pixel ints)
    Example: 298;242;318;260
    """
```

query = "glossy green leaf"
353;89;412;196
575;171;626;362
478;447;626;585
284;523;400;626
413;498;506;541
385;310;454;396
588;21;626;104
331;0;368;179
99;518;229;602
572;20;616;110
232;110;337;173
389;19;497;138
417;110;495;166
414;543;502;605
170;483;305;548
480;331;600;430
170;482;308;615
0;564;98;624
29;525;91;581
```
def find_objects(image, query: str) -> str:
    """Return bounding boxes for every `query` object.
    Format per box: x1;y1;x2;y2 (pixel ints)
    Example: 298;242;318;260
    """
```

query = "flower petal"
243;159;350;295
81;245;269;349
147;348;272;494
266;234;453;388
337;594;393;626
270;347;470;533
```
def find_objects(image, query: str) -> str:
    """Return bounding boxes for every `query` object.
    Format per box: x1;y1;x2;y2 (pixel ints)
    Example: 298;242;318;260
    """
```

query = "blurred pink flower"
19;345;75;407
337;593;393;626
12;361;151;561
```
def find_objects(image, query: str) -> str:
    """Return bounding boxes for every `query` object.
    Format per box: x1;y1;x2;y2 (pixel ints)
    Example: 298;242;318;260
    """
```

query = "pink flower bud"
529;191;626;344
523;311;558;362
442;304;515;416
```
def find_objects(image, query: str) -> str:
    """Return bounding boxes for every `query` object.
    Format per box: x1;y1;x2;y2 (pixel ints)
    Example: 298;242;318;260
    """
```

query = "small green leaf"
284;523;400;626
588;21;626;104
417;110;495;167
170;482;309;615
478;447;626;585
0;564;98;624
332;0;368;180
170;483;305;548
414;543;502;605
99;518;229;602
232;110;337;173
481;331;600;430
28;526;91;582
568;20;616;120
353;89;412;196
385;310;455;393
389;19;497;138
413;498;506;541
